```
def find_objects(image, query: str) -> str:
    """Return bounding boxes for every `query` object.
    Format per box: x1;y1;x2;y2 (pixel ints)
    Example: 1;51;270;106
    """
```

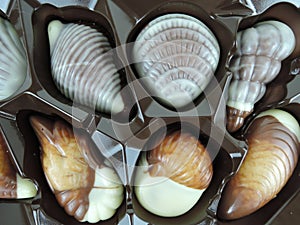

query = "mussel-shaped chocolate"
132;13;220;108
134;131;213;217
218;109;300;220
48;20;125;114
30;116;124;223
226;21;296;132
0;17;27;100
0;130;37;199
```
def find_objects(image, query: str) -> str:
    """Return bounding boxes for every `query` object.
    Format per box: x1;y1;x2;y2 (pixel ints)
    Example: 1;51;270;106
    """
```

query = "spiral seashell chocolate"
0;130;37;199
0;17;27;100
30;116;124;223
226;21;296;132
132;13;220;108
134;131;213;217
48;20;125;114
218;109;300;220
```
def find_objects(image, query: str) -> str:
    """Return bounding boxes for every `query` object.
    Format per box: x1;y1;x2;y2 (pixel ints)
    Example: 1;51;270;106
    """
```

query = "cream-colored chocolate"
132;13;220;108
30;116;124;223
0;131;37;199
135;131;212;217
218;109;300;220
0;17;27;100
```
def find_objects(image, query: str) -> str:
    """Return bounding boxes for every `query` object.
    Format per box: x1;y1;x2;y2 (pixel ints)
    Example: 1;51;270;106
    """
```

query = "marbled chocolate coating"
218;109;300;220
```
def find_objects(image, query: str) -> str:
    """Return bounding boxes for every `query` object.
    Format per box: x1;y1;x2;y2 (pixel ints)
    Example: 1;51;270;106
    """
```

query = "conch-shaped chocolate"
132;13;220;108
0;17;27;100
226;21;296;132
218;109;300;220
30;116;124;223
48;20;125;114
134;131;213;217
0;130;37;199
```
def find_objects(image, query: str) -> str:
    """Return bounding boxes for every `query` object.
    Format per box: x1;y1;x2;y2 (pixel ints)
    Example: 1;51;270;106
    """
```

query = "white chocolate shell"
30;116;124;223
0;17;27;100
48;20;125;114
132;14;220;108
226;21;296;132
134;132;212;217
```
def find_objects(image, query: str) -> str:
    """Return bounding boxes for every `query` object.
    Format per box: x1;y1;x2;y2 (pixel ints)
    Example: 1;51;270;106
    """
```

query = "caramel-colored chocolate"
147;131;213;189
0;132;17;198
30;116;94;221
218;110;300;220
30;116;124;223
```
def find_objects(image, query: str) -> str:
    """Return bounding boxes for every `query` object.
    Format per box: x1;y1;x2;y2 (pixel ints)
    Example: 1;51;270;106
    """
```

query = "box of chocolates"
0;0;299;224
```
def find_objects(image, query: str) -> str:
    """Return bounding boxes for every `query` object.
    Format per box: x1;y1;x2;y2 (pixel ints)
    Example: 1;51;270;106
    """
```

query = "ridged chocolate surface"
49;21;125;114
226;21;296;132
147;131;213;189
0;17;27;101
133;13;220;108
218;112;300;220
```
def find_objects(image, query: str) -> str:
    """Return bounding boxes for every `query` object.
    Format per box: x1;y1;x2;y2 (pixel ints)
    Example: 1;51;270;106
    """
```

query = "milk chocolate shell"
218;109;300;220
48;20;125;114
134;131;213;217
226;21;296;132
0;130;37;199
30;116;124;223
0;17;27;100
132;13;220;109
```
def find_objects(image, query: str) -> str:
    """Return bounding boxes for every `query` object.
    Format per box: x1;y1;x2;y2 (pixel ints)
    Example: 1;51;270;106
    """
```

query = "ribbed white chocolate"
48;20;124;114
0;18;27;100
133;14;220;108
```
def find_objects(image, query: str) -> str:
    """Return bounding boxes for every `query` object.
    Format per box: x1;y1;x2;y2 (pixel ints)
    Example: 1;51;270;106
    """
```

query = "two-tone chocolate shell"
218;109;300;220
134;131;213;217
0;129;37;199
132;13;220;108
30;116;124;223
226;21;296;132
0;17;27;100
48;20;125;114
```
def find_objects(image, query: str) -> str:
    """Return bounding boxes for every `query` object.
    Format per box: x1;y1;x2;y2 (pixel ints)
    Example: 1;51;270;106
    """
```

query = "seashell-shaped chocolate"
0;130;37;199
0;17;27;100
48;20;125;114
30;116;124;223
226;21;296;132
218;109;300;220
132;13;220;108
134;131;213;217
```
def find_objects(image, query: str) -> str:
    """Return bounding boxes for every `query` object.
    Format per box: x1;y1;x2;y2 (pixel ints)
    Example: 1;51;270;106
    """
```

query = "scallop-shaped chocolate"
134;131;213;217
132;14;220;108
226;21;296;132
48;20;125;114
30;116;124;223
0;17;27;100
